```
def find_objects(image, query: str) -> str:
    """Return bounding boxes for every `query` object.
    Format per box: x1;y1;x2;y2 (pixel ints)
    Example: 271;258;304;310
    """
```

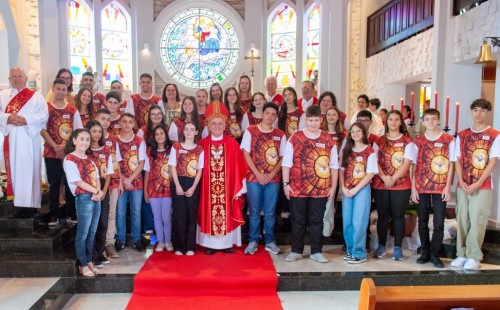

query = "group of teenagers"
38;68;500;276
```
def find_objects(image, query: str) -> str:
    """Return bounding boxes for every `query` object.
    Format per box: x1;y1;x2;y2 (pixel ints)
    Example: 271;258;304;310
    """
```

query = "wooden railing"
367;0;434;57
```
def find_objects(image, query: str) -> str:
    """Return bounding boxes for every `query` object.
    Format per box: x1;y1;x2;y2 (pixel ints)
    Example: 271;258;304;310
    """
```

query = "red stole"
198;134;249;235
3;88;35;200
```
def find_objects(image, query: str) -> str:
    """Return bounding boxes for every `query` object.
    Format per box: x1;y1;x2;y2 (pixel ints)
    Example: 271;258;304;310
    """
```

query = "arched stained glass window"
269;5;296;89
158;8;240;90
101;2;132;90
68;0;93;86
306;4;320;81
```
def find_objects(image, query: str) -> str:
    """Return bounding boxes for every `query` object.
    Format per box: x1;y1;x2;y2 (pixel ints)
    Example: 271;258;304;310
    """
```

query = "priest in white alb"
0;67;48;218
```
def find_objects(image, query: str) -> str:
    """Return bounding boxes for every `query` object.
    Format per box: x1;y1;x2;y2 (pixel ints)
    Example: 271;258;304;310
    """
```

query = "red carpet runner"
127;246;283;309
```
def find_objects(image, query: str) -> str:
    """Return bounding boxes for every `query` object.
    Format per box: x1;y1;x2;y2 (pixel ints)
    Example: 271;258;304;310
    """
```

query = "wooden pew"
358;277;500;310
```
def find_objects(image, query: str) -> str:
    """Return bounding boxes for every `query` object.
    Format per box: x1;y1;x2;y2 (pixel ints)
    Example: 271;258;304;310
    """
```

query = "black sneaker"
347;257;367;264
430;255;444;268
115;240;126;252
416;253;430;264
93;259;104;268
134;240;145;251
98;256;110;265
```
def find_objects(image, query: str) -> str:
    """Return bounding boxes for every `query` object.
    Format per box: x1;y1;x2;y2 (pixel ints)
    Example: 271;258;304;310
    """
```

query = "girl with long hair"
169;96;200;142
63;129;104;276
278;87;304;140
340;122;378;264
237;75;252;113
371;110;414;261
242;92;266;131
137;105;165;148
223;87;244;141
209;82;224;102
75;88;94;126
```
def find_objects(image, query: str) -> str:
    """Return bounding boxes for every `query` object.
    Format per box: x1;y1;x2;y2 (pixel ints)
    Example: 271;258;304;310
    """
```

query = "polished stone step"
483;242;500;265
0;253;76;277
0;218;34;234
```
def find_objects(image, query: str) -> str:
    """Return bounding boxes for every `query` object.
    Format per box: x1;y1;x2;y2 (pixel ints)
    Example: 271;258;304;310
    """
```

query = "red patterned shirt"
241;125;286;183
241;98;252;113
283;108;304;139
93;92;106;113
330;131;346;152
247;112;262;126
225;112;243;139
341;146;377;190
146;148;171;198
282;130;339;198
80;113;92;127
116;135;147;191
90;145;114;181
199;113;207;129
413;133;455;194
372;134;415;190
108;115;121;136
43;103;81;158
168;142;204;178
118;99;128;115
130;94;160;129
171;118;186;141
455;127;500;190
63;153;99;196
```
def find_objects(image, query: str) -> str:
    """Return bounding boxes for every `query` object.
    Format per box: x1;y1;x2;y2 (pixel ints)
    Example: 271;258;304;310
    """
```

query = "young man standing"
241;102;286;255
282;105;339;263
127;73;161;129
115;113;147;251
95;108;122;258
357;110;379;146
451;99;500;270
110;80;128;115
41;78;83;225
411;109;454;268
105;91;123;136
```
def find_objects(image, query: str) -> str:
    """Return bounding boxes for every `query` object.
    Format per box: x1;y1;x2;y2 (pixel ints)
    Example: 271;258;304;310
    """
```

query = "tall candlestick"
411;92;415;121
391;104;394;111
434;92;438;110
400;98;404;112
445;96;450;127
455;102;460;134
423;86;427;107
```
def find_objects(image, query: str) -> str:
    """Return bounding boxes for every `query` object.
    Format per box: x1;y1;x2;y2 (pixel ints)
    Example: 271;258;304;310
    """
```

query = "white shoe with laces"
450;256;468;268
155;242;165;252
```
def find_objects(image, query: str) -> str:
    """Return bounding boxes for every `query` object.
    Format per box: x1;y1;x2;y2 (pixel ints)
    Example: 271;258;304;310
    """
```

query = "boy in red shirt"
451;99;500;270
411;109;454;268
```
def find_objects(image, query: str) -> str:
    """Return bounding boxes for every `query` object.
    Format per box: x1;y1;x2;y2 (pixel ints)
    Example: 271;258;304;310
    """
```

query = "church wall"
348;0;362;116
364;29;434;109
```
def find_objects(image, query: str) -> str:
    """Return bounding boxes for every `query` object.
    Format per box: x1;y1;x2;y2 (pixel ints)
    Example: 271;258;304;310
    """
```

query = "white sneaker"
285;252;303;262
174;251;183;256
450;256;468;267
155;242;165;252
166;242;174;252
310;253;328;263
186;251;195;256
464;258;481;270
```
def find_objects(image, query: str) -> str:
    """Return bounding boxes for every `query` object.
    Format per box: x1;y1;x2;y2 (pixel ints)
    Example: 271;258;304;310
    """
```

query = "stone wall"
154;0;245;21
26;0;42;91
453;0;500;63
365;29;434;100
348;0;362;115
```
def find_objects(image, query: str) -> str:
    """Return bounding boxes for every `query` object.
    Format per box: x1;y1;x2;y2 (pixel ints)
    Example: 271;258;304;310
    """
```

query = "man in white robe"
0;67;48;218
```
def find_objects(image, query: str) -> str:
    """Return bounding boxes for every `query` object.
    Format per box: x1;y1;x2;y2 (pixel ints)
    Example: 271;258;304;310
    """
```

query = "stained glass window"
159;8;240;89
269;5;297;89
101;2;132;90
306;5;320;81
68;0;93;87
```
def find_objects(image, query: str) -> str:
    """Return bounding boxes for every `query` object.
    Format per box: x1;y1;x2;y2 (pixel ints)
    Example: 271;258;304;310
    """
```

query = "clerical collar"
10;88;26;96
211;134;223;141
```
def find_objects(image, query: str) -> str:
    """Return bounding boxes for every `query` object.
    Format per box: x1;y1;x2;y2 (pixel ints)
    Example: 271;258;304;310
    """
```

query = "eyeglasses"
302;86;312;91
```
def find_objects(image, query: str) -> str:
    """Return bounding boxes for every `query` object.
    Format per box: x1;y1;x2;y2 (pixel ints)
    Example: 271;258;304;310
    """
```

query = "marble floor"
2;243;500;309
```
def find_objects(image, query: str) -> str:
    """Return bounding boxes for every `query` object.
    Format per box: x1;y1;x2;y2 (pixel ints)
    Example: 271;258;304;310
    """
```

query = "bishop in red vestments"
197;101;249;254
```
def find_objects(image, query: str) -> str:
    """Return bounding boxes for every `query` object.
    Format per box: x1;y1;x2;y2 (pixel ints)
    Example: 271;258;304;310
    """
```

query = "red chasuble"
198;134;249;236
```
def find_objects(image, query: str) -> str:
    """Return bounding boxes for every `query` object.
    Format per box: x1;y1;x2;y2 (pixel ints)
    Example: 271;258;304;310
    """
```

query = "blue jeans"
247;182;279;244
116;189;143;243
342;185;371;259
75;194;101;267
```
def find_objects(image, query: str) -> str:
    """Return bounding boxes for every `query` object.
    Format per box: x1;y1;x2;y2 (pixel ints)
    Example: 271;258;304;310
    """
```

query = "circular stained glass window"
159;8;240;90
